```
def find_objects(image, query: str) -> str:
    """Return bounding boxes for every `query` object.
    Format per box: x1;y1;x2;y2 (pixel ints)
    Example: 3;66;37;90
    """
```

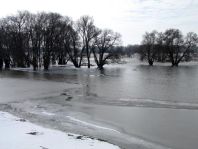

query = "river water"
1;62;198;149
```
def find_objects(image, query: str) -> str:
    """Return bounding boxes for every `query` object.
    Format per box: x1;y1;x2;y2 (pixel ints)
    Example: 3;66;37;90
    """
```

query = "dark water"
81;64;198;104
1;64;198;104
1;63;198;149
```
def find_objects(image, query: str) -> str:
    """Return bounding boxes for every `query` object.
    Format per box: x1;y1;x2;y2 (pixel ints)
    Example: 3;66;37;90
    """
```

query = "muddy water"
1;63;198;149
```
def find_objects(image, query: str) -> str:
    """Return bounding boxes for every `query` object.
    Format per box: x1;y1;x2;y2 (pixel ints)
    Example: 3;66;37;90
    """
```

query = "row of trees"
0;11;197;70
139;29;198;66
0;11;121;70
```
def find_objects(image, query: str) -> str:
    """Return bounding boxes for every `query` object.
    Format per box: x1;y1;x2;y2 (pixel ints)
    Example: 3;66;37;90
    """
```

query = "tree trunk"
32;57;38;71
58;56;63;65
172;61;179;67
4;59;10;69
0;58;3;70
87;56;90;68
148;59;153;66
98;64;104;70
86;43;90;68
43;55;50;70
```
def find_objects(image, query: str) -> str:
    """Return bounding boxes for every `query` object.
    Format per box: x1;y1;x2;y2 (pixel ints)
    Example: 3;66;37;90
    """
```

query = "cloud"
0;0;197;45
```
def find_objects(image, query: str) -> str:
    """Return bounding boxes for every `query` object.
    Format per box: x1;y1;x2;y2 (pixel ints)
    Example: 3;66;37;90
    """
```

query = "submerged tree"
139;31;158;66
155;32;167;62
164;29;198;66
0;26;4;69
77;16;100;68
0;18;12;69
138;29;198;66
0;11;123;70
183;32;198;61
7;11;31;68
93;29;121;69
28;13;45;70
63;22;83;68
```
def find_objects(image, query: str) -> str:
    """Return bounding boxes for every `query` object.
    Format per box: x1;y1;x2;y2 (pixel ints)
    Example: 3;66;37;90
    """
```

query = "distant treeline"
138;30;198;66
112;29;198;66
0;11;198;70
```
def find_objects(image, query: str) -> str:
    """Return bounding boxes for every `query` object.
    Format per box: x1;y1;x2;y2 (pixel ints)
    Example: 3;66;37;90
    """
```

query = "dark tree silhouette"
0;11;123;70
0;17;12;69
4;11;197;70
63;23;83;68
0;27;4;69
138;29;198;66
93;29;121;69
164;29;198;66
28;13;45;70
77;16;100;68
56;17;71;65
155;32;167;62
7;11;31;67
139;31;158;66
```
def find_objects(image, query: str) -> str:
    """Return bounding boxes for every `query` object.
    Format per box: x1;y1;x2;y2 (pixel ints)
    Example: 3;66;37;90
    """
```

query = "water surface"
1;63;198;149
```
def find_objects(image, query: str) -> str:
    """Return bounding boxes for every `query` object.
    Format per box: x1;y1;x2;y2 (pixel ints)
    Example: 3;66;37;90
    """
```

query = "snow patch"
0;111;120;149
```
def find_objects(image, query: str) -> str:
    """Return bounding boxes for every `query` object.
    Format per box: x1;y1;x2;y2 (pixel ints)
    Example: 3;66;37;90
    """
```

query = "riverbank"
1;64;198;149
0;111;120;149
0;75;170;149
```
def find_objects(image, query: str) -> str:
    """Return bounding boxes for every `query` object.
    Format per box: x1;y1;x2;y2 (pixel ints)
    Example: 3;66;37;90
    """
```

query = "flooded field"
1;62;198;149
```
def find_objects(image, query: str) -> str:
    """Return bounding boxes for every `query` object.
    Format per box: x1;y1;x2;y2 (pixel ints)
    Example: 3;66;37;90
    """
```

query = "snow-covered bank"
0;111;120;149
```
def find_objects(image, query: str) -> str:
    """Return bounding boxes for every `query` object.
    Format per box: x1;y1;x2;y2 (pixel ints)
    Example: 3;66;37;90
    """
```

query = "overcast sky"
0;0;197;45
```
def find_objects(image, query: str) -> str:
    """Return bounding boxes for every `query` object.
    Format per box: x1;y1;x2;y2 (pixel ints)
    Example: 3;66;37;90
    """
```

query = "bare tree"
42;12;63;70
27;13;45;70
0;17;14;69
0;26;3;69
93;29;121;69
0;11;124;70
54;16;71;65
63;22;84;68
178;32;198;64
7;11;31;67
77;16;99;68
164;29;198;66
139;30;158;66
155;32;167;62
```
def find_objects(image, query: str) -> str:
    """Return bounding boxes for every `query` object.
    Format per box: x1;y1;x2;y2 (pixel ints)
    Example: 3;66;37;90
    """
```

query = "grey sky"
0;0;197;45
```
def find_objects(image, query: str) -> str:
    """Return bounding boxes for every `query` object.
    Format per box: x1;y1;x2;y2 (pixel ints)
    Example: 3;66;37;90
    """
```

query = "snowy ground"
0;111;120;149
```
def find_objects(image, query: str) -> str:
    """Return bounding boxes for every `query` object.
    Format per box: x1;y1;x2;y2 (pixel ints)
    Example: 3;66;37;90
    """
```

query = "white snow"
0;111;120;149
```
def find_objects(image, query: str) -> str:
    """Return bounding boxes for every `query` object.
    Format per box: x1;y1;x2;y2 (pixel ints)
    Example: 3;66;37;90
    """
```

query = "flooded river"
1;62;198;149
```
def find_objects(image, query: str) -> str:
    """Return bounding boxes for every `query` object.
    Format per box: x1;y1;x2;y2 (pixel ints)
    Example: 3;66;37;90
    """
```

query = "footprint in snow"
26;131;43;135
40;146;48;149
